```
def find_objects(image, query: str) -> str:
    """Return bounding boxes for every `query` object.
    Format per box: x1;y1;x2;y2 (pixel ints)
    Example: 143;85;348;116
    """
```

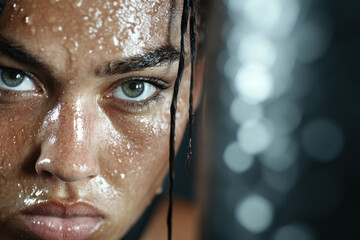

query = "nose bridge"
36;97;99;182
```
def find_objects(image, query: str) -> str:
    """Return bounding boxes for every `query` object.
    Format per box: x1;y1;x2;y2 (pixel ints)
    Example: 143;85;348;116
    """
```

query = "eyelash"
0;64;171;112
106;77;170;111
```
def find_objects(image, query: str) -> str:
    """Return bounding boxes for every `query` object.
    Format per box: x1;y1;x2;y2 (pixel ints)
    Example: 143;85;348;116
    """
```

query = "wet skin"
0;0;202;239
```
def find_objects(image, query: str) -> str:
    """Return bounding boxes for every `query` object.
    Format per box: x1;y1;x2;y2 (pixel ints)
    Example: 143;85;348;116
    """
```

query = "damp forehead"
0;0;177;61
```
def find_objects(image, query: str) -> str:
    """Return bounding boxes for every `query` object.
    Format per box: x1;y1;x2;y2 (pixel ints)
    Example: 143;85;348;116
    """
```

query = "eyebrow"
0;35;180;77
95;45;180;77
0;35;52;72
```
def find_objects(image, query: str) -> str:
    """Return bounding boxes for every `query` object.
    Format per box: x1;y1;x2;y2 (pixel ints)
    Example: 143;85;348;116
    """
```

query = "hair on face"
167;0;199;239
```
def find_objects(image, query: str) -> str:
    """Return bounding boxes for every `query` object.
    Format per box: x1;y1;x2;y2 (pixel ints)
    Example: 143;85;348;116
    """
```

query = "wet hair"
0;0;5;15
167;0;199;239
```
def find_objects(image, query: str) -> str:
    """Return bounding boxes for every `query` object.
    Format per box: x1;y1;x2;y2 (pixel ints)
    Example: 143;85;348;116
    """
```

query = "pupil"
9;72;22;80
129;82;141;90
122;81;145;98
2;69;25;87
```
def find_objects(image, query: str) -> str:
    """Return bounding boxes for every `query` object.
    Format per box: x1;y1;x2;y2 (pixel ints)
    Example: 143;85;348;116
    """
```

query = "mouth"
20;201;104;240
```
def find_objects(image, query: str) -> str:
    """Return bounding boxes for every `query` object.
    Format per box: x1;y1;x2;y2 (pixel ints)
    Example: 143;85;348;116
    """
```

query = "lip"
20;201;104;240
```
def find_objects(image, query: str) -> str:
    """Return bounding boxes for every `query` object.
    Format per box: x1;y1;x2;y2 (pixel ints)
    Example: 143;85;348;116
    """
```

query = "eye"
0;67;37;91
112;80;157;101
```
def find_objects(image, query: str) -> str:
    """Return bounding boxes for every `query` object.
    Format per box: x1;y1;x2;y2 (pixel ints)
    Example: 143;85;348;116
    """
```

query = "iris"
1;69;25;87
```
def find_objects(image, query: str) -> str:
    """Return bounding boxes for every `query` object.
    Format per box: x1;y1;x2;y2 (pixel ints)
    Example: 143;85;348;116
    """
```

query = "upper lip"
21;201;104;218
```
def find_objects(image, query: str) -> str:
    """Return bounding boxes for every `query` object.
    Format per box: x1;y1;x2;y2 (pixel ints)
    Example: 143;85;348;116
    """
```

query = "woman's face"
0;0;197;239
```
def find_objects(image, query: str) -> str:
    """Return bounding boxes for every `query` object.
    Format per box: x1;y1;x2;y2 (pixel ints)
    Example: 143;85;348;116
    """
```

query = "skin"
0;0;203;239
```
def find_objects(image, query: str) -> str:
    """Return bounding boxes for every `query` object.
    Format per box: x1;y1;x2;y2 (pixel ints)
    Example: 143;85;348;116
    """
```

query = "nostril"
35;158;53;177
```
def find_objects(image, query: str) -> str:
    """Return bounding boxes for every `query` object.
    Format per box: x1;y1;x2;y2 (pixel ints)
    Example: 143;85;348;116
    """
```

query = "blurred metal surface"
200;0;360;239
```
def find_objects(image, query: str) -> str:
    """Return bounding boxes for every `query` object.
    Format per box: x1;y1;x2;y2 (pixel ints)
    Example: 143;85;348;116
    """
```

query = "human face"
0;0;196;239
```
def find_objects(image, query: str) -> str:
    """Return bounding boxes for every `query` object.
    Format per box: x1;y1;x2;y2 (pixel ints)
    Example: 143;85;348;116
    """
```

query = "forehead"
0;0;180;60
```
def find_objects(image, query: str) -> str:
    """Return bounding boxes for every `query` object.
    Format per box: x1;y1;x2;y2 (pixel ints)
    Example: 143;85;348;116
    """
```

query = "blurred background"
200;0;360;239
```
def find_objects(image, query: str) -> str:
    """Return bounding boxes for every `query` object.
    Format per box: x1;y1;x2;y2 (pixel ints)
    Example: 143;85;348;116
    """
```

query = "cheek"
0;100;45;219
99;107;171;194
0;100;43;174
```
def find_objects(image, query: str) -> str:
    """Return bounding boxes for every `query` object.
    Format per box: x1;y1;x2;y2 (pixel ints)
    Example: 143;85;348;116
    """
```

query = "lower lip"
21;215;103;240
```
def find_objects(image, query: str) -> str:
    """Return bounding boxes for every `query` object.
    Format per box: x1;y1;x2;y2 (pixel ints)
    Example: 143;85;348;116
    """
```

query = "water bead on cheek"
0;0;5;15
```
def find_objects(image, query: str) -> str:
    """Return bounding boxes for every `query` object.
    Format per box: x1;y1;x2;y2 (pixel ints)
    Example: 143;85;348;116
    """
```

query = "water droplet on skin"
31;27;36;35
156;187;163;194
49;0;60;4
69;80;75;85
120;173;126;179
113;36;120;46
51;25;63;32
25;16;33;24
12;3;20;11
72;0;83;8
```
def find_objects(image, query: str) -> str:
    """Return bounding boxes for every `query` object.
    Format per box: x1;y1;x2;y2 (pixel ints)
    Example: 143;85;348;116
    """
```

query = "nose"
35;99;100;182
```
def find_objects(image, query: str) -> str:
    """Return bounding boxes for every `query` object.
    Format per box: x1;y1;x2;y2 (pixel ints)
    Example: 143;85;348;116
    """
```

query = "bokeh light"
235;194;274;233
238;120;273;155
230;97;263;124
223;142;255;173
301;118;344;162
235;65;274;104
273;224;316;240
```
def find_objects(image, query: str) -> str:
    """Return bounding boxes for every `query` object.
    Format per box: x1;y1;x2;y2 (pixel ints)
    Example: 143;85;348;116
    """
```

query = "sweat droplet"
72;0;82;8
25;16;33;24
113;36;119;46
12;3;20;11
49;0;60;4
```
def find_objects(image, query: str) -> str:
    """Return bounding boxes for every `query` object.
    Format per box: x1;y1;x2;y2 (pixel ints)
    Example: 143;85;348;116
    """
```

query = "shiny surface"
0;0;200;239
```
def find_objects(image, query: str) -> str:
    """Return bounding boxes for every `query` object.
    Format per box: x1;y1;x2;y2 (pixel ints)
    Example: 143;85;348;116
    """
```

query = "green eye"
112;80;157;101
121;81;145;98
1;69;25;87
0;68;37;91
